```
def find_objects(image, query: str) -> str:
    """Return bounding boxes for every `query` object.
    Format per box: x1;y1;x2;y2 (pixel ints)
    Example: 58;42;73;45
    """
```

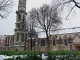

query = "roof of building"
38;27;80;38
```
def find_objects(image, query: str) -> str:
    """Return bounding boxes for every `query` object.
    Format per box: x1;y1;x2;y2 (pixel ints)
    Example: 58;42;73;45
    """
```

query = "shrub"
45;50;80;60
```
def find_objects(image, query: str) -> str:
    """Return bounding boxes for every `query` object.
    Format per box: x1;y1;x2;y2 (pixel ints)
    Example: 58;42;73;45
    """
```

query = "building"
5;27;80;51
50;32;80;51
5;35;14;46
23;31;80;52
0;40;5;47
0;35;6;50
5;35;14;50
25;27;80;52
0;35;6;40
14;0;27;50
0;35;6;47
5;0;80;52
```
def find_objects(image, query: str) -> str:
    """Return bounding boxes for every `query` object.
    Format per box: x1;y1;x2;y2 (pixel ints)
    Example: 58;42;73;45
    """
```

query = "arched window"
41;39;45;46
8;36;9;46
10;37;12;44
21;33;24;42
23;15;25;22
17;25;20;28
17;33;19;41
53;40;56;46
18;14;21;21
64;39;68;46
32;40;35;47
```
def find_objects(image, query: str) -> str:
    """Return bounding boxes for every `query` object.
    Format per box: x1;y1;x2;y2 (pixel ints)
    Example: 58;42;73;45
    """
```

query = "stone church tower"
14;0;27;50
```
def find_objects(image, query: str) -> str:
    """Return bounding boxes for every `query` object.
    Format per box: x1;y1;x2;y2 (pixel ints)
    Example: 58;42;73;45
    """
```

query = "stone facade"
26;32;80;52
5;32;80;51
5;35;14;46
5;35;14;50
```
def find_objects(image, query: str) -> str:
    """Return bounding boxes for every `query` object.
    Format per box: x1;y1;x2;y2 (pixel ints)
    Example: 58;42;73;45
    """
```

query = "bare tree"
27;14;38;50
28;4;62;50
52;0;80;18
0;0;13;18
27;13;38;38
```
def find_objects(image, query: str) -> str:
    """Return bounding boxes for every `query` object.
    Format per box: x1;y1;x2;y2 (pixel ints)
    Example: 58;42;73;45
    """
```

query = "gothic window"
17;25;20;28
32;40;35;47
8;36;9;46
21;33;24;42
17;33;19;41
64;39;68;46
22;25;24;29
10;37;12;44
12;36;14;44
5;37;7;46
53;40;56;46
18;14;21;21
23;15;25;22
41;39;45;46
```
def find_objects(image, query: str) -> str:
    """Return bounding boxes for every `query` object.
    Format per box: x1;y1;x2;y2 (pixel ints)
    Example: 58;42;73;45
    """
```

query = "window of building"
17;25;20;28
18;14;21;21
32;40;35;47
23;15;25;22
10;37;12;44
17;33;19;41
21;25;24;29
8;36;9;46
53;40;56;46
64;39;68;46
21;33;24;42
41;39;45;46
5;37;7;46
12;36;14;44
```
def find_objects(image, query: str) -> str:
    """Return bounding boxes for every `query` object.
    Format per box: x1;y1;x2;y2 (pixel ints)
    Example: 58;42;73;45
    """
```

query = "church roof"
38;27;80;38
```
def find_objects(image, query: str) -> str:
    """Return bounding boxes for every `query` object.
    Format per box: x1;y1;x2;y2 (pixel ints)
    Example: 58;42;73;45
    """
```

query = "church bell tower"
14;0;27;50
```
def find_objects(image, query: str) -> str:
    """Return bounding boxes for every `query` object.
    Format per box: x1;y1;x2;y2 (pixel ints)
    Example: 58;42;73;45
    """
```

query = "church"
4;0;80;52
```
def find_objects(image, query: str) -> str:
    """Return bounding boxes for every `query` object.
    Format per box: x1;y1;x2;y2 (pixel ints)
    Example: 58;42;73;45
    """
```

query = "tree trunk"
45;30;50;51
31;37;32;51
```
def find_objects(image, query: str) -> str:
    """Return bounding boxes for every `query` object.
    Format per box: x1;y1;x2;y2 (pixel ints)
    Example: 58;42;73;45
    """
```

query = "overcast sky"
0;0;80;35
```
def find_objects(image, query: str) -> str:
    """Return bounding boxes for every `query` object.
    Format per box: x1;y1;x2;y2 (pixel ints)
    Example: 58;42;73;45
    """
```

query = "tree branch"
72;0;80;8
66;5;75;19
